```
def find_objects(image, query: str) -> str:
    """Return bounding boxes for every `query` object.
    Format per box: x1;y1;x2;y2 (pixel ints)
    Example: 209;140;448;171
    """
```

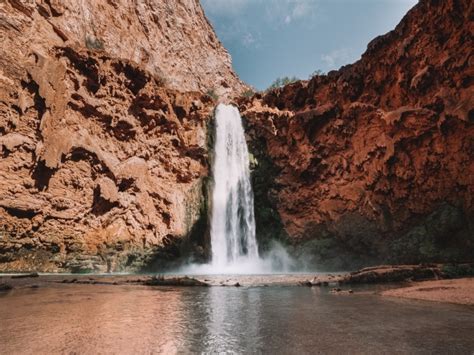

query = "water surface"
1;284;473;354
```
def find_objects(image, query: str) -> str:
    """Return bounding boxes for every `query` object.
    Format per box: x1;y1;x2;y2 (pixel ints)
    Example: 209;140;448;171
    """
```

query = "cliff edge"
241;0;473;269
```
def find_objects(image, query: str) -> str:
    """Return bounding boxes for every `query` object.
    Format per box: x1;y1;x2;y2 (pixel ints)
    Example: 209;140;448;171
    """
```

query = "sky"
201;0;418;90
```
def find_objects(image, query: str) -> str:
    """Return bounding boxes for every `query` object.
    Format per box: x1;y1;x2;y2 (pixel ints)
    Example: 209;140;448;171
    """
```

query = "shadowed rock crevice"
67;100;113;126
58;48;101;94
3;206;40;219
112;62;150;95
91;187;119;216
67;147;112;179
246;132;290;254
31;160;55;191
21;78;46;122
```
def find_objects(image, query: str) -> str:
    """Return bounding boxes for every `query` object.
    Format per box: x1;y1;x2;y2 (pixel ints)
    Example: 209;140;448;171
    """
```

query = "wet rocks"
63;255;107;274
144;275;209;287
11;272;39;279
0;283;13;291
330;288;354;295
346;265;438;284
302;263;474;287
61;278;78;284
338;264;473;284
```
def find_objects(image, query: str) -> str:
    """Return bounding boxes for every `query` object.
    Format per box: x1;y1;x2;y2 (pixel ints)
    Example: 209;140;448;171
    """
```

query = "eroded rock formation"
1;0;472;272
241;0;474;269
0;0;243;272
1;0;244;94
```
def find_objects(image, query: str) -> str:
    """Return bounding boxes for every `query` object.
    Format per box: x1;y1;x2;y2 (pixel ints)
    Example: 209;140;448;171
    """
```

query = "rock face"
1;0;472;273
241;0;474;269
0;0;243;272
1;0;244;95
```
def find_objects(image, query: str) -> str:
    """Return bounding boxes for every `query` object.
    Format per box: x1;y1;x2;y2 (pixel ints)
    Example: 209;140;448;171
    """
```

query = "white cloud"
290;0;317;23
265;0;319;26
321;48;352;69
202;0;319;25
242;32;256;47
201;0;319;48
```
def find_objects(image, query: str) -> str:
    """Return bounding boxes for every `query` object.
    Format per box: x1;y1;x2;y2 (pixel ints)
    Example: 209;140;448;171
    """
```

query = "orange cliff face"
0;0;245;272
0;0;245;95
241;0;474;269
1;0;472;273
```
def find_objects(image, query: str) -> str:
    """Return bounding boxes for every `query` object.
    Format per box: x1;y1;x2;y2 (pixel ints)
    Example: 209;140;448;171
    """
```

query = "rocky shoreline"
1;264;473;305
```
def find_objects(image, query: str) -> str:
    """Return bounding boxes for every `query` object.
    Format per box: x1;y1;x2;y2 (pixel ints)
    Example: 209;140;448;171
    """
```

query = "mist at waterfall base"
180;104;296;275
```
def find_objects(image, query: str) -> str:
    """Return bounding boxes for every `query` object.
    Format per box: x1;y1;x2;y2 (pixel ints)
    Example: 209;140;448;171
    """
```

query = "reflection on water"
204;286;262;352
1;285;473;354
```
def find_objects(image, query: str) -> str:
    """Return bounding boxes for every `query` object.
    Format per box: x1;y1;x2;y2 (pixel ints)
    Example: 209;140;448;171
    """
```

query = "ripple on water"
0;284;473;354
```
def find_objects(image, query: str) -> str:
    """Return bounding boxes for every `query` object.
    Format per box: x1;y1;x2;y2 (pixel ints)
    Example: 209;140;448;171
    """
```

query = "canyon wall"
0;0;243;272
1;0;472;272
241;0;474;269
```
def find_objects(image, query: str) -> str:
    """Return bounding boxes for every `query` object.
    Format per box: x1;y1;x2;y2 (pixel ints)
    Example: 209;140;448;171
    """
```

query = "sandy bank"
382;278;474;306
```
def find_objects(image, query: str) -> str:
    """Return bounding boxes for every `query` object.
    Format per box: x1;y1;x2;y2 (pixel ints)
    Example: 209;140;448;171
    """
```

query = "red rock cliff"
241;0;473;268
0;0;242;272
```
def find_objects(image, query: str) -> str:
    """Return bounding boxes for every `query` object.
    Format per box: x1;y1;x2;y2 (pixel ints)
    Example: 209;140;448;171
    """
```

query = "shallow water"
1;284;473;354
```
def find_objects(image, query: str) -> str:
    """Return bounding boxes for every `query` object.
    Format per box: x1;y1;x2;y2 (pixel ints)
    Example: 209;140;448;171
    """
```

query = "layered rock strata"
0;0;244;272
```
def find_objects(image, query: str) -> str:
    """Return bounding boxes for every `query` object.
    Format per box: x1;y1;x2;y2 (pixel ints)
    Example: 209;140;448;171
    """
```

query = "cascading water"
210;104;260;269
180;104;294;274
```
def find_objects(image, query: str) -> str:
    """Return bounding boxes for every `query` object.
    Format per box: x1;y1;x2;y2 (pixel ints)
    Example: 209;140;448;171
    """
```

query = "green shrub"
308;69;324;78
241;89;256;98
441;264;474;279
266;76;299;91
85;35;104;51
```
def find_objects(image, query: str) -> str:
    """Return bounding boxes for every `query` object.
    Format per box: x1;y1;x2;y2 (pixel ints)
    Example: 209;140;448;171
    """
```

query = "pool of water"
1;284;473;354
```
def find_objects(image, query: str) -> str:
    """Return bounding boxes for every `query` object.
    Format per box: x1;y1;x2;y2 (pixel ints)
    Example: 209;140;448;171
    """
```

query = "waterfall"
179;104;294;274
210;104;260;269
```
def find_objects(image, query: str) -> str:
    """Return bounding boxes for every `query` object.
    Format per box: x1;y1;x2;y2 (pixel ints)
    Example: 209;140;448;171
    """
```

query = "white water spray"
179;104;295;274
210;104;259;268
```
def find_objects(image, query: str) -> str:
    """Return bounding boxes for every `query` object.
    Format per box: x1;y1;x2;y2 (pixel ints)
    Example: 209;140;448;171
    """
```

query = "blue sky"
201;0;417;90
